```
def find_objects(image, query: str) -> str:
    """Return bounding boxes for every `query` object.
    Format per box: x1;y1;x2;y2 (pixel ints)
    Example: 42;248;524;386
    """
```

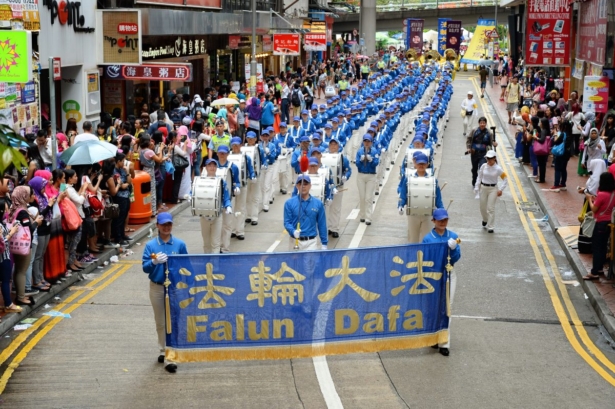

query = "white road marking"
346;209;359;220
266;239;281;253
452;314;493;320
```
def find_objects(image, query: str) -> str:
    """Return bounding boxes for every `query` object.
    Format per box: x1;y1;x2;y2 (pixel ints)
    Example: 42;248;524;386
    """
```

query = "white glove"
152;252;168;265
325;198;332;205
341;175;347;183
293;229;301;239
381;148;386;153
398;207;404;215
278;143;283;148
360;154;366;161
333;188;339;195
265;147;270;154
448;238;458;250
474;188;479;194
225;207;233;214
234;187;240;195
366;155;373;162
321;245;328;250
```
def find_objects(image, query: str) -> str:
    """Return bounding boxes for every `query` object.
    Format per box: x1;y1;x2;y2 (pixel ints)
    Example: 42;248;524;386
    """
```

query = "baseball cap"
332;118;339;124
363;134;373;141
157;212;173;224
311;105;318;110
301;110;309;115
246;131;257;139
308;157;319;165
296;174;311;184
217;145;229;153
432;208;449;221
319;104;327;109
324;124;332;129
231;137;242;145
261;129;270;135
299;135;310;142
312;133;321;140
205;158;218;166
279;122;287;128
485;150;497;159
293;116;300;121
467;90;473;95
414;152;429;164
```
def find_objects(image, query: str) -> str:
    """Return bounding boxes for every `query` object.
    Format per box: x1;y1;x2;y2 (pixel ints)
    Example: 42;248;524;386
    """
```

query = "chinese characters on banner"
165;244;452;362
583;76;610;114
578;0;607;67
525;0;572;67
304;33;327;52
406;19;424;56
446;20;462;54
437;18;450;55
273;34;300;56
104;64;193;81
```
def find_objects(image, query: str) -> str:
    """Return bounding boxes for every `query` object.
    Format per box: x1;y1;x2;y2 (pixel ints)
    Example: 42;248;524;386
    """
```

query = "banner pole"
164;261;172;334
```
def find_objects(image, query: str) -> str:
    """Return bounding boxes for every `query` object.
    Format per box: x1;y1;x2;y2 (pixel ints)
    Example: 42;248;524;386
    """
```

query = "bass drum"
309;172;326;203
241;145;261;178
321;153;343;186
406;173;435;217
228;152;247;186
278;147;292;172
216;166;234;198
191;177;222;218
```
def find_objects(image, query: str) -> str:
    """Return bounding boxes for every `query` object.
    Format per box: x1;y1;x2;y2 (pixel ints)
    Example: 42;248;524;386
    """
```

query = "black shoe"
332;232;339;238
236;235;245;240
375;191;379;195
482;221;487;227
488;229;494;233
165;363;177;373
360;219;365;223
281;189;287;194
431;344;439;349
251;221;258;226
245;218;252;223
158;355;164;363
439;347;449;356
122;236;134;241
328;230;332;236
365;221;372;226
119;240;130;246
231;233;237;238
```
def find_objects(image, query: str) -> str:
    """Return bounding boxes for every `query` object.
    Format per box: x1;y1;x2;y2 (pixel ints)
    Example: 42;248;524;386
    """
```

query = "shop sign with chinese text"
577;0;607;66
103;63;192;81
525;0;572;66
304;33;326;52
98;10;142;64
273;34;300;56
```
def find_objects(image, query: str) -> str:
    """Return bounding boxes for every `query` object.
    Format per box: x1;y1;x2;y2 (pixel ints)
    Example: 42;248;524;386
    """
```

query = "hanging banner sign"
164;244;452;362
437;18;450;56
405;19;424;56
0;30;31;83
273;34;300;56
446;20;462;55
262;35;272;52
228;35;240;50
583;76;610;114
103;63;192;81
460;19;495;64
577;0;607;66
525;0;572;67
304;33;327;52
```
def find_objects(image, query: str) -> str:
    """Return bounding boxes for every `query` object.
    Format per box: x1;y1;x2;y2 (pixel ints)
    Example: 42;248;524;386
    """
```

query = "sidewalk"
483;81;615;339
0;200;190;335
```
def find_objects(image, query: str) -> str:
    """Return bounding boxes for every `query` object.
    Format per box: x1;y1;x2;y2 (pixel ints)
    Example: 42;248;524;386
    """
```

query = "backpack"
291;89;301;107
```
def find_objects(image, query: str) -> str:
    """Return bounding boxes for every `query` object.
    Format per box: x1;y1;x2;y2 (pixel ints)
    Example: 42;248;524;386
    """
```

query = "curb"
485;91;615;340
0;201;190;336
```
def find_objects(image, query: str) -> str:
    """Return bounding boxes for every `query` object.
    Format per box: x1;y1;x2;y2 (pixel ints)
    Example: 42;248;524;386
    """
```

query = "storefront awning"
499;0;524;6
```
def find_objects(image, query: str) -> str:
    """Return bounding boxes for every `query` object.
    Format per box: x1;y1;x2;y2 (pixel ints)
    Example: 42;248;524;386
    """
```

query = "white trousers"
357;172;376;222
479;185;499;229
463;115;475;135
233;188;248;236
260;166;274;208
440;271;457;348
221;211;234;253
328;190;343;233
407;214;432;243
274;158;290;192
287;237;318;251
200;216;222;254
247;179;260;221
149;282;174;364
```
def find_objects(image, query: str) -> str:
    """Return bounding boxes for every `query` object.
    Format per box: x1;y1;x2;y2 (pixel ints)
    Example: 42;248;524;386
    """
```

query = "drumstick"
439;181;448;191
446;199;454;210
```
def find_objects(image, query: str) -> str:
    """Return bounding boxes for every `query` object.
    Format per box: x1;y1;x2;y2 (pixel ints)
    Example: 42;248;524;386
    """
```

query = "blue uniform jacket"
260;141;277;167
422;228;461;265
283;195;328;245
142;235;188;284
356;146;380;173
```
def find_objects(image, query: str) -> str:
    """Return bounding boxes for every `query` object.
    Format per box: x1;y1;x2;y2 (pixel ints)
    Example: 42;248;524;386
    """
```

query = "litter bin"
129;170;152;224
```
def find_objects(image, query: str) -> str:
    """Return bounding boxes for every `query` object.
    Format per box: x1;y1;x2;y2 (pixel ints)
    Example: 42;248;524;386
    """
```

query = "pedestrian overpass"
330;0;509;33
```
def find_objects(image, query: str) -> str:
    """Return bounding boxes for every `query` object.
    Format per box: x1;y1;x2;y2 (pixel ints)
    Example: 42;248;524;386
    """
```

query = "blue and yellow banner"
438;18;451;56
460;19;496;65
165;243;451;362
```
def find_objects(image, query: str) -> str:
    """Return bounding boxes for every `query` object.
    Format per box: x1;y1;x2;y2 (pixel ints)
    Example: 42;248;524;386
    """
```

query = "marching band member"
474;150;507;233
355;134;379;226
299;110;316;135
289;116;303;146
245;131;264;226
272;122;292;194
284;175;328;251
216;145;241;253
259;128;277;212
327;138;351;238
310;131;328;153
310;105;322;129
398;152;443;243
422;208;461;357
199;159;232;254
230;137;255;240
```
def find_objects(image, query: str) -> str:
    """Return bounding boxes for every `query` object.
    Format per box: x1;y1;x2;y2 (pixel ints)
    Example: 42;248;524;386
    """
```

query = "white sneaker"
263;205;269;212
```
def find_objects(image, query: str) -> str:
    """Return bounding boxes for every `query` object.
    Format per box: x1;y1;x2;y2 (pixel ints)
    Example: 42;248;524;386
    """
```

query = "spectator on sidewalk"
532;118;550;184
602;114;615;156
552;121;573;191
565;103;584;156
479;66;488;98
528;116;540;179
583;172;615;281
581;127;606;172
504;76;522;124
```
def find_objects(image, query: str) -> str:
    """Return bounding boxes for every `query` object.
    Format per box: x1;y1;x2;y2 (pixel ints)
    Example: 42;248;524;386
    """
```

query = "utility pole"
250;0;257;98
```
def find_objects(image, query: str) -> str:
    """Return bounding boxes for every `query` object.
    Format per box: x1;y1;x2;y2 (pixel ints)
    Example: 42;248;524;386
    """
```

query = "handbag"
87;192;104;218
581;193;615;236
59;198;83;231
103;197;120;219
460;109;466;118
551;132;566;156
533;135;551;155
52;200;61;220
7;211;31;255
172;150;189;169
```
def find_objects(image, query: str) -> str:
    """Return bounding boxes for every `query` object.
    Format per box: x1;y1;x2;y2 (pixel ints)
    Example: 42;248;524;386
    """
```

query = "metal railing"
328;0;498;13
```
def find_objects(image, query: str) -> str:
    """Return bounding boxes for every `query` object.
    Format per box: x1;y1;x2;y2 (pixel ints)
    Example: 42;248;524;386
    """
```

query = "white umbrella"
60;140;118;165
210;98;239;107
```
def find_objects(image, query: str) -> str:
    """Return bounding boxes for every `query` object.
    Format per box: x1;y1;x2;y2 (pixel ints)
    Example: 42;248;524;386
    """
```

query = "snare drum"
309;172;327;203
241;146;261;177
216;167;234;198
321;153;343;186
406;148;431;170
228;152;247;186
191;177;223;218
406;173;435;217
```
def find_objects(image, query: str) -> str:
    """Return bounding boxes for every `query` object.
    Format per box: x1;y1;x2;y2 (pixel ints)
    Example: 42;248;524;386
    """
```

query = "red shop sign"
229;35;240;50
118;23;139;34
577;0;607;66
304;33;326;52
104;64;193;81
525;0;572;67
273;34;300;56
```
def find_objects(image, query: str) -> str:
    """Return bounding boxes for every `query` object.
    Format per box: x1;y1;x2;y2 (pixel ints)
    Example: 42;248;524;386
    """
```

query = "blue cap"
320;104;327;109
299;135;310;142
368;127;376;133
246;131;257;139
337;112;345;117
279;122;287;128
324;124;332;129
379;114;386;119
345;110;351;115
327;99;332;104
370;121;379;127
308;157;319;165
341;92;347;96
231;137;242;145
261;129;270;135
312;133;321;140
217;145;229;153
301;110;309;115
412;137;424;145
205;158;218;166
432;208;449;221
157;212;173;224
329;138;340;145
414;152;428;164
296;174;311;184
363;134;373;141
311;105;318;110
332;118;339;124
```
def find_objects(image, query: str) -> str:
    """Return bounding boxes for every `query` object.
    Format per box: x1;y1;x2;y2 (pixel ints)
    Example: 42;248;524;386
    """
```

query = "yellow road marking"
0;263;133;394
472;77;615;384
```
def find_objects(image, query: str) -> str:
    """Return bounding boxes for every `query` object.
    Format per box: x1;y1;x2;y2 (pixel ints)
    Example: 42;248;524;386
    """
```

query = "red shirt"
593;191;615;222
